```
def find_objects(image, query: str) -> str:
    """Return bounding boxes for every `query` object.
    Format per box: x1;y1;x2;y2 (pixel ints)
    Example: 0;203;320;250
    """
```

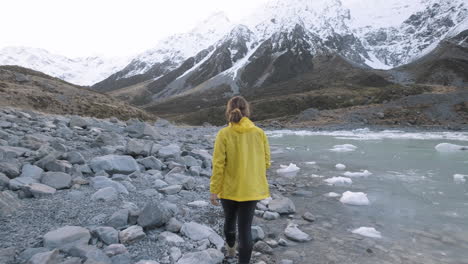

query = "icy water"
266;129;468;264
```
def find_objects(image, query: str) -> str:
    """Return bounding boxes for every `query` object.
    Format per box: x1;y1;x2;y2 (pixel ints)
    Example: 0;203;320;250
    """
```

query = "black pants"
220;199;258;264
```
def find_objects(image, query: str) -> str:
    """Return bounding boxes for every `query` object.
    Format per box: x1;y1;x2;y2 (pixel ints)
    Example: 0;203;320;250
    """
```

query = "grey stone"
0;172;9;188
110;252;131;264
0;247;16;264
44;159;73;173
103;244;128;257
251;226;265;241
89;155;139;174
0;160;21;178
176;249;223;264
90;176;128;195
170;247;182;262
189;166;201;176
18;247;49;264
0;191;22;217
93;226;119;245
119;226;146;244
166;218;183;233
34;151;62;170
66;152;85;164
91;187;118;202
0;146;30;159
152;179;168;189
69;245;111;264
159;185;182;195
159;231;185;245
263;211;280;220
181;156;200;167
302;212;315;222
9;177;38;191
126;140;152;157
284;223;311;242
188;149;212;162
107;209;129;230
28;249;60;264
137;202;171;229
268;198;296;214
41;172;72;189
43;226;91;249
121;202;140;225
94;132;123;147
69;116;89;128
121;181;136;192
164;173;195;190
134;261;159;264
253;241;273;255
180;222;223;249
157;144;180;159
125;121;159;139
26;183;56;198
20;164;43;180
137;157;164;170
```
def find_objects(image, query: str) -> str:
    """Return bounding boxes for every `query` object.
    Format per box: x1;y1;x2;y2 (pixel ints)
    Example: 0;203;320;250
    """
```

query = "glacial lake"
265;129;468;264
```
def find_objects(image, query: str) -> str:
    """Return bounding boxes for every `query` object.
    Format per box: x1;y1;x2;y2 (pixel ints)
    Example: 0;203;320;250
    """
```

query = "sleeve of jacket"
263;130;271;169
210;129;227;194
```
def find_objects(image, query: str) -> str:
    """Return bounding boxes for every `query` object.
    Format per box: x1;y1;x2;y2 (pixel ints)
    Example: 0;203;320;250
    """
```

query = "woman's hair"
225;96;251;123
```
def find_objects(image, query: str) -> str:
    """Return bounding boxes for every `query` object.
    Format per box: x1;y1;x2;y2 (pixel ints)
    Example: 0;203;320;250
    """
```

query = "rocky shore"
0;107;314;264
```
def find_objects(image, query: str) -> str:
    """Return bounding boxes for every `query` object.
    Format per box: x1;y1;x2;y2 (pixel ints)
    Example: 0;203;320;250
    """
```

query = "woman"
210;96;271;264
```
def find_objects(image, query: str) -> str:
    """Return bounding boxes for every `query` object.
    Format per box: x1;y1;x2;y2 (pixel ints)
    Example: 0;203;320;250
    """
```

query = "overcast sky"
0;0;269;58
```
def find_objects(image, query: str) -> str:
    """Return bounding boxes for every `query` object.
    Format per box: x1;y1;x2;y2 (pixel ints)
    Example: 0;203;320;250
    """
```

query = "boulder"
302;212;315;222
0;146;30;159
91;187;118;202
0;172;9;188
90;176;128;194
9;177;38;191
43;226;91;249
268;198;296;214
284;223;311;242
157;144;181;159
68;245;111;264
20;164;43;180
93;226;119;245
137;202;171;229
89;155;139;174
26;183;56;198
107;209;129;230
44;159;73;173
159;185;182;195
253;241;273;255
180;222;223;249
69;116;89;128
176;249;223;264
125;121;159;139
181;156;200;167
119;226;146;244
126;140;152;156
28;249;60;264
103;244;128;257
66;152;85;164
251;226;265;241
0;247;16;264
263;211;280;220
17;247;49;264
0;160;21;178
41;172;72;190
137;157;164;170
164;173;195;190
166;218;183;233
159;231;185;245
0;191;22;217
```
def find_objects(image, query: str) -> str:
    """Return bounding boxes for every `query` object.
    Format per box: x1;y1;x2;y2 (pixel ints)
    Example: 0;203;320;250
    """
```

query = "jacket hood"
229;117;256;133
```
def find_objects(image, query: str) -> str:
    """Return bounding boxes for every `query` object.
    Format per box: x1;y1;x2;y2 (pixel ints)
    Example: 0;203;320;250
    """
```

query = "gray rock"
26;183;56;198
188;166;201;176
176;249;223;264
44;159;73;173
107;209;129;230
110;252;132;264
90;155;139;174
263;211;280;220
43;226;91;249
278;238;288;246
280;259;294;264
28;249;60;264
302;212;315;222
164;173;195;190
69;116;89;128
188;149;212;162
121;202;140;225
103;244;128;257
126;140;152;157
94;132;123;147
166;218;183;233
284;223;311;242
90;176;128;195
20;164;44;180
66;152;85;164
152;179;168;189
253;241;273;255
159;185;182;195
137;157;164;170
9;177;38;191
119;226;146;244
157;144;181;159
139;189;160;197
251;226;265;241
0;160;21;178
296;108;320;122
121;181;136;192
91;187;118;202
134;261;159;264
0;172;9;188
93;226;119;245
68;245;111;264
268;198;296;214
34;151;62;170
18;247;49;264
0;146;29;159
180;222;223;249
0;191;22;217
159;231;185;245
41;172;72;190
137;202;171;229
170;247;182;262
125;121;159;139
181;156;200;167
0;247;16;264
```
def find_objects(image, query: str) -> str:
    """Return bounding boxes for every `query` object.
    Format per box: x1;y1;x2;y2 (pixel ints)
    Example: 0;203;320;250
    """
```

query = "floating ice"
276;163;300;175
325;192;341;198
351;227;382;238
340;191;370;206
454;174;467;183
330;144;358;152
324;177;352;185
304;161;316;165
435;143;468;152
335;163;346;170
343;170;372;177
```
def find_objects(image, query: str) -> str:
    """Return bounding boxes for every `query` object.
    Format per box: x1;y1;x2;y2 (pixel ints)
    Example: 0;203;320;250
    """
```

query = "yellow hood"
229;117;256;133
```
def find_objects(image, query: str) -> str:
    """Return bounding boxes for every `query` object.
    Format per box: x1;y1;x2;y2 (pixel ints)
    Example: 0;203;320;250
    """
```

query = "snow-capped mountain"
0;47;130;86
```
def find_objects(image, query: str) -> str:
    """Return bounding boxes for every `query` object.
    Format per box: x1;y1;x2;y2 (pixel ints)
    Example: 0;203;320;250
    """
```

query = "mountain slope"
0;47;130;86
0;65;154;121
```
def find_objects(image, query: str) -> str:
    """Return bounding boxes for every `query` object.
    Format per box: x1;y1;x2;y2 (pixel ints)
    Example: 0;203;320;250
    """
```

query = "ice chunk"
343;170;372;177
454;174;467;183
304;161;316;165
335;163;346;170
435;143;468;152
325;192;341;198
340;191;370;206
351;227;382;238
330;144;357;152
276;163;300;175
324;177;352;185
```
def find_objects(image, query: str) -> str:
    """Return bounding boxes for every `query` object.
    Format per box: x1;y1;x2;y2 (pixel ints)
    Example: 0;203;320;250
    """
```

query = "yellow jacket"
210;117;271;201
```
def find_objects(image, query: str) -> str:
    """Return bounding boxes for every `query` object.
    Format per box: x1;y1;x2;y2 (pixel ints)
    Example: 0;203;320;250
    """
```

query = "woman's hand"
210;193;220;206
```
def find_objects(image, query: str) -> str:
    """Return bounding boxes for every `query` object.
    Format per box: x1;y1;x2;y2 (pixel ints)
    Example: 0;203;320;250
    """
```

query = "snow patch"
335;163;346;170
340;191;370;206
351;227;382;238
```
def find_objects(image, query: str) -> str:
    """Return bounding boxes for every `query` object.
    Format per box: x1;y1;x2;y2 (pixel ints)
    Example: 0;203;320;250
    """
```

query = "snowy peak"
0;46;130;86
